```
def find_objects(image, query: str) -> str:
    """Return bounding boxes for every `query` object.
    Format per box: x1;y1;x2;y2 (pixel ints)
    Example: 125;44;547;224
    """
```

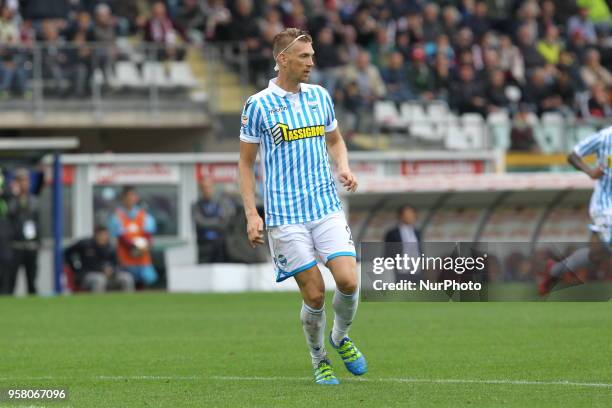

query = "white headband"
274;34;307;72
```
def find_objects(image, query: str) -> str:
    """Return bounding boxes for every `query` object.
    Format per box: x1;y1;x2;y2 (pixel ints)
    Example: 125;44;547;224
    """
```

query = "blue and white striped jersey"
240;78;342;227
573;126;612;215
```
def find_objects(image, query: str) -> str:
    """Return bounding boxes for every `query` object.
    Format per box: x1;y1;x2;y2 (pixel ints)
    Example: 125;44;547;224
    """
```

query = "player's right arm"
568;152;604;179
568;129;605;180
239;142;264;247
238;97;264;247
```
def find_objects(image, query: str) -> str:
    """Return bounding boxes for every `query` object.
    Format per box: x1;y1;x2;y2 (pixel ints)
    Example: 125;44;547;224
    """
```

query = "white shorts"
589;208;612;246
267;210;356;282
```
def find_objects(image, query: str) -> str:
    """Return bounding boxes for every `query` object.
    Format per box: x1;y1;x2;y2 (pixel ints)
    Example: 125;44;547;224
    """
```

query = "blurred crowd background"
0;0;609;295
0;0;609;116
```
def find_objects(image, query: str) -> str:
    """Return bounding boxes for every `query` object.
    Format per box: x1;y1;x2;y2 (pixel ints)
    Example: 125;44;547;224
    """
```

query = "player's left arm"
326;127;357;193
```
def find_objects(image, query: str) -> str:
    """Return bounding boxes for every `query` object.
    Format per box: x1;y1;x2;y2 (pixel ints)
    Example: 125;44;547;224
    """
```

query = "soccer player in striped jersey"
238;28;367;385
539;126;612;296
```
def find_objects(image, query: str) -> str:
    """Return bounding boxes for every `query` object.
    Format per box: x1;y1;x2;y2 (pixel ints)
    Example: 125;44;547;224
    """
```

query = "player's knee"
303;287;325;309
336;278;357;295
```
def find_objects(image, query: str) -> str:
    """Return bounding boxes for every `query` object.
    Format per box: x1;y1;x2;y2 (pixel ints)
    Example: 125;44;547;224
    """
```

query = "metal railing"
0;41;210;119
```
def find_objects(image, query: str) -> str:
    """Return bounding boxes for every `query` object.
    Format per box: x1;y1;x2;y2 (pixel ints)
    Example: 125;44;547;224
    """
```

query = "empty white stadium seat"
487;111;511;150
115;61;145;89
535;112;565;153
169;62;199;88
143;62;171;88
461;113;486;149
374;101;406;128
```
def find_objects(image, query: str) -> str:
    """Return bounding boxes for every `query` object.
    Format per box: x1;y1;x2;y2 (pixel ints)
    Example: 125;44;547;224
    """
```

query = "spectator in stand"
255;24;277;85
40;21;70;96
515;0;541;43
537;0;560;36
537;25;563;65
449;63;486;116
283;1;307;30
368;26;394;71
92;3;117;78
204;0;232;41
568;29;590;60
311;27;342;95
432;52;452;100
516;23;546;73
342;50;386;106
21;0;68;20
407;46;434;101
581;82;611;119
392;31;412;64
66;15;94;97
522;67;563;116
567;5;598;44
441;5;461;39
0;3;17;38
381;51;414;103
227;0;264;83
145;1;184;61
498;34;525;84
580;48;612;88
478;47;502;80
338;50;385;133
554;68;578;111
0;5;27;98
578;0;611;24
257;7;284;36
422;2;442;44
65;225;134;293
175;0;206;44
405;11;425;44
454;26;475;55
114;0;146;36
485;69;511;113
337;25;360;65
456;48;475;69
108;186;157;287
424;34;455;63
65;10;94;41
463;1;491;41
352;6;377;46
509;104;539;152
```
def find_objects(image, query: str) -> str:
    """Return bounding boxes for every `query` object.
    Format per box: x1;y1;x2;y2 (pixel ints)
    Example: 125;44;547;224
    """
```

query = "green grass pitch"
1;292;611;407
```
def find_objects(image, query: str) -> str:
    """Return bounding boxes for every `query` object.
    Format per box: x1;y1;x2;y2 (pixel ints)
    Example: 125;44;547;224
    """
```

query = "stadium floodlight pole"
53;153;63;294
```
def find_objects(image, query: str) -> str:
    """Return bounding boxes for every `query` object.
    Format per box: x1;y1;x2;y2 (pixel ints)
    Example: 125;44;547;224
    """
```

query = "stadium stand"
0;0;608;152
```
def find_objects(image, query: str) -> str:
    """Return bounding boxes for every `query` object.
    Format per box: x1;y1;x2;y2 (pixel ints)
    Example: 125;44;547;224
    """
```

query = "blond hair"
272;28;312;63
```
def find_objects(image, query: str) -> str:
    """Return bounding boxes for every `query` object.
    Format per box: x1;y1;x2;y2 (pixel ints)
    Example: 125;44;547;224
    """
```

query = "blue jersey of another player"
573;126;612;216
239;78;342;227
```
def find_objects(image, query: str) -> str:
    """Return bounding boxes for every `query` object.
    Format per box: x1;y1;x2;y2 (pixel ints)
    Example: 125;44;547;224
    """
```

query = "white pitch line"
0;375;610;389
210;376;612;388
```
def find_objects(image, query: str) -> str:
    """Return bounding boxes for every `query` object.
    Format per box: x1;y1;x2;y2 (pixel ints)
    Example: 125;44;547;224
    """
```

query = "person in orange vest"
108;185;157;286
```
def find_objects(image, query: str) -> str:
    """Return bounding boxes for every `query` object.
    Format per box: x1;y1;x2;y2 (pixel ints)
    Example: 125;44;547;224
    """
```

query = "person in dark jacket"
6;168;40;295
65;226;134;292
192;178;234;263
384;205;422;282
449;64;487;115
0;170;13;295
